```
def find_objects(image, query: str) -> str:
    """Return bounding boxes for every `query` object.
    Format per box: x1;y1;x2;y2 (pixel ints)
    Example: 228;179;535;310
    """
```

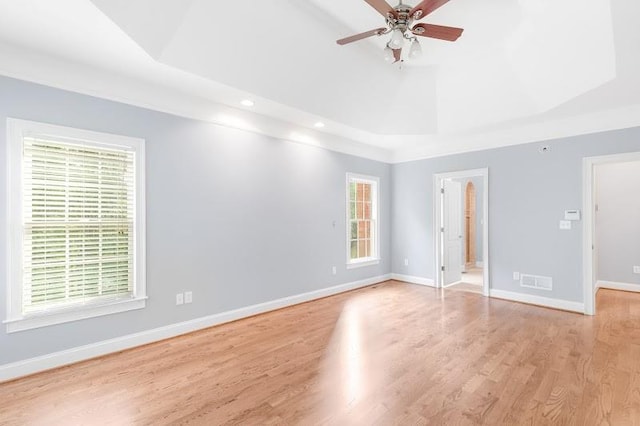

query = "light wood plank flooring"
1;282;639;425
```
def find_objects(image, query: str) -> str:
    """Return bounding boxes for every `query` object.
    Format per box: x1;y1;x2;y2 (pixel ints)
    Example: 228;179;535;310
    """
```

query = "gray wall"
391;129;640;303
0;76;391;365
3;74;640;368
596;161;640;285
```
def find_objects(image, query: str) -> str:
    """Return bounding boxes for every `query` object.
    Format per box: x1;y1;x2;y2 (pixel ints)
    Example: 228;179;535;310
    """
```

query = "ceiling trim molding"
390;104;640;163
2;43;639;166
0;43;393;163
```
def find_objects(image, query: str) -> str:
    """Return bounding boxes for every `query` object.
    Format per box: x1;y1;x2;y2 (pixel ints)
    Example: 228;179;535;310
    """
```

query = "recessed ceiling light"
314;122;325;128
240;99;254;107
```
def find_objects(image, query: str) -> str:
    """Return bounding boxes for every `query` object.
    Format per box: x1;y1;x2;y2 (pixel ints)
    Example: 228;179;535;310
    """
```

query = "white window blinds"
22;136;136;314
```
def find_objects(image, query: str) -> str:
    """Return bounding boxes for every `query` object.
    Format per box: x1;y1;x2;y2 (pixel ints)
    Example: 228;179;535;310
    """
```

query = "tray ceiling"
0;0;638;161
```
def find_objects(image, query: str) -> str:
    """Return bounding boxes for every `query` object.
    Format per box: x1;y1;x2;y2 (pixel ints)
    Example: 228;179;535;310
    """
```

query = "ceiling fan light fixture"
383;45;395;62
240;99;254;107
389;29;405;49
409;39;422;59
334;0;463;65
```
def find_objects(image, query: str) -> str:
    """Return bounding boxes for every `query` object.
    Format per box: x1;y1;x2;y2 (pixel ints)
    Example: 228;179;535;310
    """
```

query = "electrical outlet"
513;272;520;280
184;291;193;304
404;258;409;266
176;293;184;305
332;266;337;275
634;266;640;275
559;220;572;230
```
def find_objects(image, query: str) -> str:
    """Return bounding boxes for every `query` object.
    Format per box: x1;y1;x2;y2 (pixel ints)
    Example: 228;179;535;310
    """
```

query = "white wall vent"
520;274;553;291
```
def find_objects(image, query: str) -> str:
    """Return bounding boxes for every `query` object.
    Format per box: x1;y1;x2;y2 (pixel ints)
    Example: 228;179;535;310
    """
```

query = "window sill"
4;297;147;333
346;258;381;269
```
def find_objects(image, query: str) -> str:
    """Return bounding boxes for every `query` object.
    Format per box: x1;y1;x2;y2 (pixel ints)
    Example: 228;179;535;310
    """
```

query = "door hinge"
441;266;445;272
441;227;445;233
441;188;445;194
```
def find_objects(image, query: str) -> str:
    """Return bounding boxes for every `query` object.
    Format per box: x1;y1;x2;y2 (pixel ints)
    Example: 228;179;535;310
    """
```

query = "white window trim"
345;173;380;269
5;118;147;333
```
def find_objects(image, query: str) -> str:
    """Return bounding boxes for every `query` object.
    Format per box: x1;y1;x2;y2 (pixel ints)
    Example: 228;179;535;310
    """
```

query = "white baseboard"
489;289;584;314
391;273;436;287
476;261;484;268
597;280;640;293
0;273;391;383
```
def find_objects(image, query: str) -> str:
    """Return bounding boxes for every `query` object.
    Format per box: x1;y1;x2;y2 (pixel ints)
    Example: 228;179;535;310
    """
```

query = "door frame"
434;168;490;296
582;151;640;316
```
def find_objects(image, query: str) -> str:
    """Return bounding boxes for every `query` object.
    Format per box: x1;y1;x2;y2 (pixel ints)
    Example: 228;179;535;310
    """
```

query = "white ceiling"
0;0;638;162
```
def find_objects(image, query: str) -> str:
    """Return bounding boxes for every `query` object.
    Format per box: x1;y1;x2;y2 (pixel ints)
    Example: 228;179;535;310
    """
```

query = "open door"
592;167;599;302
443;179;463;286
435;169;489;295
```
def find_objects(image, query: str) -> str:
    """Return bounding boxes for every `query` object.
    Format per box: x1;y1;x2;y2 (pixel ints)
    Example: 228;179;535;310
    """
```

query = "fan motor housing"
389;3;414;32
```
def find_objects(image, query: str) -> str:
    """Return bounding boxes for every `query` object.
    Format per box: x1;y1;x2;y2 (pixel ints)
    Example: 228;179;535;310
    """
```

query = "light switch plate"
184;291;193;304
176;293;184;305
634;266;640;275
559;220;572;230
513;272;520;280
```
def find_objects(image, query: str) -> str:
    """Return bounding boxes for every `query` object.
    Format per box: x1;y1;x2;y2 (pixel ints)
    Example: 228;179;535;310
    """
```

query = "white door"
443;180;463;286
592;168;599;295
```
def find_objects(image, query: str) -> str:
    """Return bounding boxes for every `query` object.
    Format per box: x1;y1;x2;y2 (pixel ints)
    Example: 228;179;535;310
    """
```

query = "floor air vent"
520;274;553;291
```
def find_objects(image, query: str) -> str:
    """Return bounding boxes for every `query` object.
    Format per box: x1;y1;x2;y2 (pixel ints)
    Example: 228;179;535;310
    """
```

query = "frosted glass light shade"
384;46;395;62
389;29;405;49
409;39;422;58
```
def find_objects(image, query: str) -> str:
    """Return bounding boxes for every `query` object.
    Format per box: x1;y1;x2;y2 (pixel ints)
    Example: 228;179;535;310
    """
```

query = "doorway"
583;152;640;315
465;181;477;270
434;168;489;296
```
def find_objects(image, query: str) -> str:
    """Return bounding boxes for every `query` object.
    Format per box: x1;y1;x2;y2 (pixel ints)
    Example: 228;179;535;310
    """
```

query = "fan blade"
409;0;450;20
363;0;398;19
393;48;402;63
337;28;387;45
411;23;463;42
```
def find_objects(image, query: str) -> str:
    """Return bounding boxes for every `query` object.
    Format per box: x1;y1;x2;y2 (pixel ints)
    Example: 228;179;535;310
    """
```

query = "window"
5;119;146;332
346;173;379;268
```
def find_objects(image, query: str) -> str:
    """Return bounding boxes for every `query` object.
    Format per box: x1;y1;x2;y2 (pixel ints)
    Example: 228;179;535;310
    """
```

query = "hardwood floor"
1;282;639;425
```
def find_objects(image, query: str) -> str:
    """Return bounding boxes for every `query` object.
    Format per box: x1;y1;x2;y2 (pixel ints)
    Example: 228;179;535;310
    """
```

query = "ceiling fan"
336;0;464;63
